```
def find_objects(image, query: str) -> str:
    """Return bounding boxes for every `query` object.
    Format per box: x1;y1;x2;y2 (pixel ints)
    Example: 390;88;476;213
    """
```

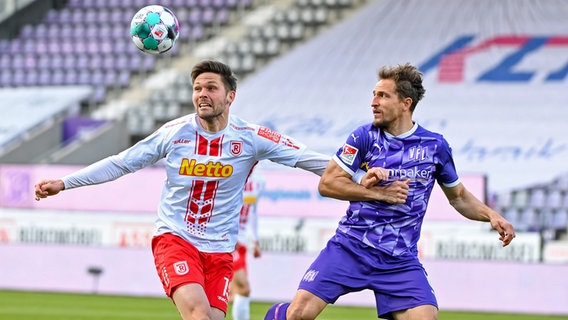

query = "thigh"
172;283;212;320
392;304;438;320
287;289;328;320
231;268;248;288
203;251;234;313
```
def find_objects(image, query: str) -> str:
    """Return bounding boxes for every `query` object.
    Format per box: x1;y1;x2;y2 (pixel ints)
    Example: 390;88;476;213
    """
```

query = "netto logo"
179;158;233;177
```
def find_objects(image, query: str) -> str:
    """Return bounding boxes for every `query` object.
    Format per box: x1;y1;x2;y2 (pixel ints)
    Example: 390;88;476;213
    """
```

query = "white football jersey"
237;170;264;245
116;113;314;252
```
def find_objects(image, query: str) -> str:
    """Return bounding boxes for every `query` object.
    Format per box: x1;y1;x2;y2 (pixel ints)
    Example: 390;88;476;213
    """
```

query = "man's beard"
198;105;224;121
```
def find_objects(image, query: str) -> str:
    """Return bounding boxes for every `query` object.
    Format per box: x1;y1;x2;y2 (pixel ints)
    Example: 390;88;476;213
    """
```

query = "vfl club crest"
231;141;242;156
173;261;189;275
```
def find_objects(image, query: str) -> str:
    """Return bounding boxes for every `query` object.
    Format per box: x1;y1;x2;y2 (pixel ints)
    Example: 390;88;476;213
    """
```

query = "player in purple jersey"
34;60;331;320
264;63;516;320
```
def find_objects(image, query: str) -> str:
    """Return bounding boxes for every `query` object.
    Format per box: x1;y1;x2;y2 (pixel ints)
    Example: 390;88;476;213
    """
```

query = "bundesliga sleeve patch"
258;127;282;143
340;144;358;165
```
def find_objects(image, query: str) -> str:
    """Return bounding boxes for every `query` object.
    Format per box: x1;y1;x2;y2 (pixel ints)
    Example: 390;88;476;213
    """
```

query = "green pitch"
0;290;566;320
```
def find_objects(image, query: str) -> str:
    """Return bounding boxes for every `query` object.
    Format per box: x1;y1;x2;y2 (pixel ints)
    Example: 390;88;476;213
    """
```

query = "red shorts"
232;242;248;272
151;233;234;313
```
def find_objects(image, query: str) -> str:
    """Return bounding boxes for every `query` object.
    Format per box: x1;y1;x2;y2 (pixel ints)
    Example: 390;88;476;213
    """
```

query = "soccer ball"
130;5;180;55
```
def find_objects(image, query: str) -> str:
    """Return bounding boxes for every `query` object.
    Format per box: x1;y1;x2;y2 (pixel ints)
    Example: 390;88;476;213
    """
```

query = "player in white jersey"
230;168;264;320
34;60;330;320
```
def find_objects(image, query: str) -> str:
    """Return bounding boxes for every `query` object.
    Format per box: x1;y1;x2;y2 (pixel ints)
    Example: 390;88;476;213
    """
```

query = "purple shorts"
298;232;438;319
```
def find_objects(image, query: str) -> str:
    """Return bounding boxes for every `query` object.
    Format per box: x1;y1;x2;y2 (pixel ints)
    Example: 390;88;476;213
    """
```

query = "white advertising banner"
0;208;541;263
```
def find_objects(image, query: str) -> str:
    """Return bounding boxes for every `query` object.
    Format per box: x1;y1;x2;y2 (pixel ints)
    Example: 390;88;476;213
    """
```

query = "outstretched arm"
34;156;132;201
318;160;409;204
441;182;516;247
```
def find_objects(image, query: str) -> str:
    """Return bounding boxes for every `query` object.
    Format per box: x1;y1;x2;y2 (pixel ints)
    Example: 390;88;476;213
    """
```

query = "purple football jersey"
332;123;459;257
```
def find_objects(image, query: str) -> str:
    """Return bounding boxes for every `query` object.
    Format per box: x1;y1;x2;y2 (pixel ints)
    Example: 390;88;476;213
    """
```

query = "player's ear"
227;90;236;104
402;97;412;111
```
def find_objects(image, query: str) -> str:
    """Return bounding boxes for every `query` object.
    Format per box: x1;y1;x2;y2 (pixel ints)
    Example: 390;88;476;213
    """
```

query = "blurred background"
0;0;567;316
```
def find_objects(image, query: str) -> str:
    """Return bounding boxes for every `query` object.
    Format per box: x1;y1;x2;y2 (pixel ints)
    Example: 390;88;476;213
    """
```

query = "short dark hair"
378;63;425;112
191;60;238;91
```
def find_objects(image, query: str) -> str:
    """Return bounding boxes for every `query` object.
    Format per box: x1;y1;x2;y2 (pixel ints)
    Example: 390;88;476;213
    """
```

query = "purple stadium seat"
89;56;103;71
73;41;88;55
188;8;203;26
59;8;72;23
47;42;61;55
142;55;156;72
90;70;105;86
94;0;108;8
23;54;37;70
212;0;226;9
24;70;39;86
0;71;11;87
112;55;128;74
63;55;77;70
37;70;51;86
216;9;229;25
77;70;91;85
189;24;205;41
64;70;79;85
8;41;20;55
43;9;59;23
12;70;26;86
33;24;47;39
103;55;116;70
11;55;24;70
19;24;34;38
84;11;97;24
109;9;123;23
36;56;50;70
198;0;213;8
226;0;239;8
51;69;65;85
67;0;84;8
104;70;117;87
0;55;10;70
22;40;35;54
202;8;215;25
61;41;75;54
118;70;131;87
71;8;85;25
76;55;90;70
47;25;60;39
60;25;73;39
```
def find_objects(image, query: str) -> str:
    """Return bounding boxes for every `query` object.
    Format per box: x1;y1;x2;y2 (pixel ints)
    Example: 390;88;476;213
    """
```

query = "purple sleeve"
436;137;460;186
332;126;369;176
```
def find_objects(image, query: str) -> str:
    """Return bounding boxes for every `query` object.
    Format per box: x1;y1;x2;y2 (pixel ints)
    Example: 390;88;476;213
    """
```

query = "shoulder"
161;114;195;132
415;124;448;142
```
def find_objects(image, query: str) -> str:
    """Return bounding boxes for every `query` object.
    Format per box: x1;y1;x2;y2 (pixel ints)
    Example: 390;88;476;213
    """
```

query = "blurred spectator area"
492;175;568;240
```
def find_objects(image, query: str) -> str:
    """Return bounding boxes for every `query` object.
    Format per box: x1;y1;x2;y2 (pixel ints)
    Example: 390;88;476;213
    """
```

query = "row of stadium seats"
4;53;155;73
40;7;231;28
66;0;251;10
494;187;568;211
493;175;568;234
502;206;568;233
0;69;131;88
